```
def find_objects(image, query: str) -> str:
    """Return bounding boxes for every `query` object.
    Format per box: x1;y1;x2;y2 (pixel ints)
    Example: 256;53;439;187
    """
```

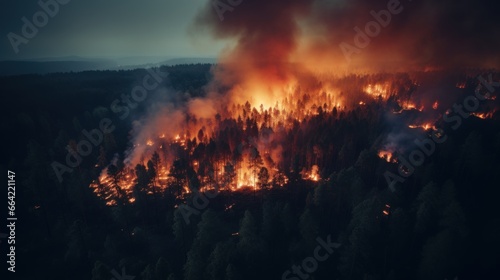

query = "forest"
1;64;500;280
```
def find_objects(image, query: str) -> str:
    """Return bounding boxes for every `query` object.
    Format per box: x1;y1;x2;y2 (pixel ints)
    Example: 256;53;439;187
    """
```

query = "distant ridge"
116;57;217;70
0;57;217;76
0;60;117;76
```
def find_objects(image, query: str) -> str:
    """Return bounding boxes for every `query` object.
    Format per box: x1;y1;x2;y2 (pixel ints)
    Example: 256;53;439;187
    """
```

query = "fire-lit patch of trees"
90;71;425;206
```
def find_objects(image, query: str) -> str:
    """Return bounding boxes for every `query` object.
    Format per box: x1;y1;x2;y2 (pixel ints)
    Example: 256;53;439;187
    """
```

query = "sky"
0;0;225;61
2;0;499;69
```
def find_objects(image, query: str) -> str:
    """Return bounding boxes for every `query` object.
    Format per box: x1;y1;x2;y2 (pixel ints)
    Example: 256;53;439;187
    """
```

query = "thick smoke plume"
196;0;500;74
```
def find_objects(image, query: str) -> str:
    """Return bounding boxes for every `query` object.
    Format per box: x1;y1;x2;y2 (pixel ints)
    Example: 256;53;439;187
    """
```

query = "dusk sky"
3;0;500;69
0;0;225;61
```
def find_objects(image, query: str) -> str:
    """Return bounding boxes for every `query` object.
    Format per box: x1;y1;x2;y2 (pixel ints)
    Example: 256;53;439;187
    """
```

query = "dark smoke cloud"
195;0;500;71
194;0;312;87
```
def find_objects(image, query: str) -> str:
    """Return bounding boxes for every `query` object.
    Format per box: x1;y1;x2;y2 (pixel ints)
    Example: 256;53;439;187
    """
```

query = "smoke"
195;0;500;77
193;0;314;108
318;0;500;70
123;85;222;166
126;104;182;164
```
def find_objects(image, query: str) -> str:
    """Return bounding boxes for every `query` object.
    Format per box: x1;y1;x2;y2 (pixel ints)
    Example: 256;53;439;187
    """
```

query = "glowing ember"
382;204;391;216
470;112;494;119
408;123;435;130
432;101;439;110
403;102;424;111
378;150;394;163
301;165;321;182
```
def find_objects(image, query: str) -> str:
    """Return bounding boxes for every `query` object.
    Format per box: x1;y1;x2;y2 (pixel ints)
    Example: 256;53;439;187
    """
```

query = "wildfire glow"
301;165;320;182
88;74;433;206
432;101;439;110
403;102;424;111
90;168;138;206
73;0;500;213
88;72;498;207
471;112;494;119
378;150;394;163
408;123;435;130
364;83;390;99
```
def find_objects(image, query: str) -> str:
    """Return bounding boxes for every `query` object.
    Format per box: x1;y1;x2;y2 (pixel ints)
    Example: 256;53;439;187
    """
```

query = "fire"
224;81;346;128
87;69;497;208
403;102;424;111
90;132;290;205
301;165;320;182
90;168;138;206
408;123;435;130
364;83;390;99
235;163;258;189
382;204;391;216
378;150;394;163
87;71;455;206
470;112;494;119
78;0;500;211
432;101;439;110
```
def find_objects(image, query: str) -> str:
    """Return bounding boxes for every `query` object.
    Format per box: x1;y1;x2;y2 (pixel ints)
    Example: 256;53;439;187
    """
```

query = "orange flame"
378;150;394;163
